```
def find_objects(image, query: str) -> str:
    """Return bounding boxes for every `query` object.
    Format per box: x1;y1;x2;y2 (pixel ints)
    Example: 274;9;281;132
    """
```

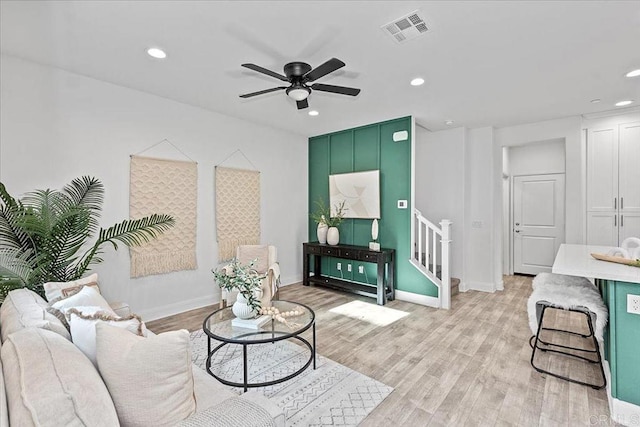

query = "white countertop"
552;244;640;284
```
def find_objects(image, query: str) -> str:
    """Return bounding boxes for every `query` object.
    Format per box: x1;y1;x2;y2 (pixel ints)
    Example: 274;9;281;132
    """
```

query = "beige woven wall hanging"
130;156;198;277
215;166;260;261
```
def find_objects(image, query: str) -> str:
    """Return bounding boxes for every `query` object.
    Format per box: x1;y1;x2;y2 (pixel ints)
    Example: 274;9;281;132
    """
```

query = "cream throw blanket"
130;156;198;277
215;167;260;261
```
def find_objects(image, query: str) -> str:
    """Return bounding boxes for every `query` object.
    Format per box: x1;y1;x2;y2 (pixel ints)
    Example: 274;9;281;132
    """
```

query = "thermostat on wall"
397;200;407;209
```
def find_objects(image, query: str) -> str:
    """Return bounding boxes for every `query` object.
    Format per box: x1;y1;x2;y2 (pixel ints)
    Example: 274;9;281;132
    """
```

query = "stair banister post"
439;220;452;310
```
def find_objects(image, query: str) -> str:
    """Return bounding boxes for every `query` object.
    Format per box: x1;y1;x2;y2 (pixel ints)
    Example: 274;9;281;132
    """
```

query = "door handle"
621;215;624;227
514;230;521;233
621;197;624;210
515;223;520;226
614;215;617;227
614;198;617;210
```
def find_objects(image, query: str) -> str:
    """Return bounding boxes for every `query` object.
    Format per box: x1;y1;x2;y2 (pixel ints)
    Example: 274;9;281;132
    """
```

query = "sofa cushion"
0;288;71;343
0;338;8;427
191;362;236;411
96;323;196;426
1;328;119;427
68;306;147;367
177;396;277;427
43;273;100;302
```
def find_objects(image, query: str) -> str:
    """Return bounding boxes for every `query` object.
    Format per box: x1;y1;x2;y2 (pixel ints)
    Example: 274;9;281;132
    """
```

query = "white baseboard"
603;360;640;426
395;290;440;308
463;281;496;293
138;295;217;322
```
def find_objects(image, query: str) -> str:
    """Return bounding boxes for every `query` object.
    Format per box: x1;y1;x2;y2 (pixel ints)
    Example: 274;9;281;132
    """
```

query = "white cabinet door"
619;122;640;214
587;212;618;246
587;127;618;211
620;213;640;242
513;174;565;275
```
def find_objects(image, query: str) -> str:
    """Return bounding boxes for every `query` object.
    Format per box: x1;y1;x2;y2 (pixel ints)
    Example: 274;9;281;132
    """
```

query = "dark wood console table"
302;242;395;305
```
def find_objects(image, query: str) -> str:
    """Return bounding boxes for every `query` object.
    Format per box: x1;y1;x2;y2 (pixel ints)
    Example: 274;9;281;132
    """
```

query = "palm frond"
0;248;35;286
98;214;175;248
74;213;175;276
0;182;34;252
62;176;104;213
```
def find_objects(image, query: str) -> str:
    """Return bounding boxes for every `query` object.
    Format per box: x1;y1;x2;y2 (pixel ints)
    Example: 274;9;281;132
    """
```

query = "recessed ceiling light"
615;100;634;107
147;47;167;59
590;99;601;104
445;120;454;125
625;69;640;78
308;110;319;116
410;78;425;86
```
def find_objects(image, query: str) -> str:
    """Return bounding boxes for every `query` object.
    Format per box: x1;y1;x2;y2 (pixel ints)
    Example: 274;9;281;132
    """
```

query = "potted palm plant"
0;177;175;302
212;259;265;319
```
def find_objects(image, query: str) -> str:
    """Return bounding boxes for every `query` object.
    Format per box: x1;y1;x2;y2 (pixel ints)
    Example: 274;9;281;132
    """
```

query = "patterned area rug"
190;329;393;426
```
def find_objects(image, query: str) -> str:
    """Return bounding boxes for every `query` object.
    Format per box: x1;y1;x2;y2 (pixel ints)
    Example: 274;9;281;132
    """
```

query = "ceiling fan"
239;58;361;110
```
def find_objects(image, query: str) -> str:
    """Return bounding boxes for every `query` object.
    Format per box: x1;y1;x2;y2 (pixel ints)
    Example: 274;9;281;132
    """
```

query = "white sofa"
0;288;285;426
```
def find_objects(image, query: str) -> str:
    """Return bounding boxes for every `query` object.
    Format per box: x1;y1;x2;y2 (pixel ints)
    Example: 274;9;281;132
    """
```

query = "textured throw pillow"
43;273;100;302
68;306;147;367
96;323;196;426
51;285;115;316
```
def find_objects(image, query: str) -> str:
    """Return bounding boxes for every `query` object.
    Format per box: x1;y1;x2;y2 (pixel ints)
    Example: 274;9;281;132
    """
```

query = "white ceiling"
1;1;639;137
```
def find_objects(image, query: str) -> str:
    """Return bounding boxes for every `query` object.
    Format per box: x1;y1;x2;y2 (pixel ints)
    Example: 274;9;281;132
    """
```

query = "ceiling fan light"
286;86;310;101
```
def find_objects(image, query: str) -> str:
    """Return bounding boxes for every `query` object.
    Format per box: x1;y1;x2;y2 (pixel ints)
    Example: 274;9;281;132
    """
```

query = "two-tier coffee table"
202;300;316;392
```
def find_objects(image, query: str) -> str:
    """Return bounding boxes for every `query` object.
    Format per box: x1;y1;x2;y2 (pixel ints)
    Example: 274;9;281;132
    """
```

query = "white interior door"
513;174;565;275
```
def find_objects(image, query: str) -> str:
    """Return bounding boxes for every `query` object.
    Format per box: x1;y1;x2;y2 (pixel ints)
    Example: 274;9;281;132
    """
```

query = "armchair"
219;245;280;309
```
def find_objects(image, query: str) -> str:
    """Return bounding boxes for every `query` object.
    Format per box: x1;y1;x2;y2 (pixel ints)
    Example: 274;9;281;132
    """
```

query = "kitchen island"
553;244;640;426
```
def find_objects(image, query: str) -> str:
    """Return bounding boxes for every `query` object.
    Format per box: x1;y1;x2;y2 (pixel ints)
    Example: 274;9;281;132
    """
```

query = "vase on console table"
317;223;328;244
327;227;340;245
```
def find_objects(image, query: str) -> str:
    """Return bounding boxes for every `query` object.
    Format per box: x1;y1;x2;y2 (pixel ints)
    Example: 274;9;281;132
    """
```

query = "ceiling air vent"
381;10;429;44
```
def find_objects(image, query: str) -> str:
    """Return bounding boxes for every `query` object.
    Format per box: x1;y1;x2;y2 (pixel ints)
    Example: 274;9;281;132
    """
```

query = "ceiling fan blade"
239;86;286;98
310;83;360;96
241;63;289;82
304;58;345;82
296;99;309;110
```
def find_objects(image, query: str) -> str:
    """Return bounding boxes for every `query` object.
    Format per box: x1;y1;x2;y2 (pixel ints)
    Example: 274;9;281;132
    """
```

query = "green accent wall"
600;279;640;406
308;116;438;297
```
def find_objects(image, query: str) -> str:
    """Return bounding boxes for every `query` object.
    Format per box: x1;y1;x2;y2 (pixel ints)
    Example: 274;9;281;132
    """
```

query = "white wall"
415;126;465;284
508;138;565;176
464;127;496;291
0;54;308;320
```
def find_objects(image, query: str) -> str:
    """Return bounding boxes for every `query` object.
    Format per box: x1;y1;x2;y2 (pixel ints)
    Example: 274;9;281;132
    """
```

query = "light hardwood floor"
146;275;612;426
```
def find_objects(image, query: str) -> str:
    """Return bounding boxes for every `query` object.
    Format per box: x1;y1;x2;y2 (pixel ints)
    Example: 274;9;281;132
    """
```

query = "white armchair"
219;245;280;309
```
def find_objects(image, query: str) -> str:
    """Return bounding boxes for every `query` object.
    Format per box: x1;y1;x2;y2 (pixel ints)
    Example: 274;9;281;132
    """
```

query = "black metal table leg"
313;322;316;370
243;344;248;392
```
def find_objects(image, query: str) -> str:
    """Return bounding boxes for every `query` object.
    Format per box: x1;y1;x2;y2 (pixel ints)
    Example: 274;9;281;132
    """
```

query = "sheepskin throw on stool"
130;156;198;277
215;167;260;261
528;273;608;340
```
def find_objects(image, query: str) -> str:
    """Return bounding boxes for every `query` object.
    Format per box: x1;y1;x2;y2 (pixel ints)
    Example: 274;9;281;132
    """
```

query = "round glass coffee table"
202;300;315;392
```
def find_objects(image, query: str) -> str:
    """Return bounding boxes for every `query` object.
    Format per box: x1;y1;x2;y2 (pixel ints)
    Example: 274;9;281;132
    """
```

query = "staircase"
410;209;453;309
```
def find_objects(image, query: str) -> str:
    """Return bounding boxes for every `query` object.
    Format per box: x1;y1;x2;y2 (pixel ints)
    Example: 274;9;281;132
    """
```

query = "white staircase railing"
411;208;452;309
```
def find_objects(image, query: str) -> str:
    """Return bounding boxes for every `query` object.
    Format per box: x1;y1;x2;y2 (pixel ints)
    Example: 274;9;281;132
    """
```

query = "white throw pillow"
68;306;147;367
96;323;196;426
51;285;115;315
43;273;100;302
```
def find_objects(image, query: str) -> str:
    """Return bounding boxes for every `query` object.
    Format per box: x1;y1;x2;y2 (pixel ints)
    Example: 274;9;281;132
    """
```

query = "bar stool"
527;273;608;389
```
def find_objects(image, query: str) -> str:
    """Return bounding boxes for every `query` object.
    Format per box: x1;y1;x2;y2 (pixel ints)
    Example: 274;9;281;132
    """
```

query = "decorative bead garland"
258;305;304;329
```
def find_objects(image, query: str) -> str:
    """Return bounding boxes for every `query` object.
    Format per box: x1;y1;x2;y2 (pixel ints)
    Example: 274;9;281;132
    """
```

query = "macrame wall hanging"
215;149;260;262
129;140;198;277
